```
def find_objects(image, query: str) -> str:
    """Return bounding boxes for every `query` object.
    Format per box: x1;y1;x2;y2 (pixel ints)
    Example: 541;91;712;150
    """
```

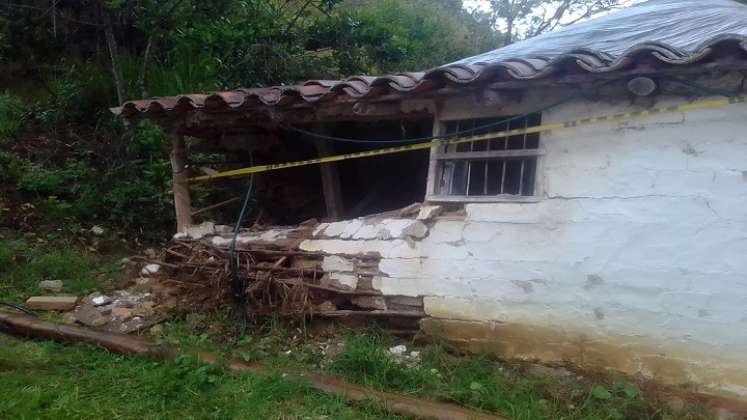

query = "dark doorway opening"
324;118;432;219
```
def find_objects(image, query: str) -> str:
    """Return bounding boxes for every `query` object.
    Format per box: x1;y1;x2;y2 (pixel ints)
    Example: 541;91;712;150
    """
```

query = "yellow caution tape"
189;95;747;183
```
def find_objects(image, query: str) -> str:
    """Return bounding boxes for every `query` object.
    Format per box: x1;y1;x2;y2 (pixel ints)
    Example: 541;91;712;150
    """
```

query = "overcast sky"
462;0;643;33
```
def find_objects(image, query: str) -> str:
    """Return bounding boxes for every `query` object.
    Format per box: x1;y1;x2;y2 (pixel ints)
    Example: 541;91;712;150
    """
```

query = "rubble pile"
159;219;426;333
68;278;176;333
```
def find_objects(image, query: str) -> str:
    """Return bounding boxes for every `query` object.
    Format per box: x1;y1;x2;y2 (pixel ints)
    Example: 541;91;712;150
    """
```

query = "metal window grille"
434;114;542;198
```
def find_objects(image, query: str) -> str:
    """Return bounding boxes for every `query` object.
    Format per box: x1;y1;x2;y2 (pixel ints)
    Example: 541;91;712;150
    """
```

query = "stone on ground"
38;280;64;293
141;263;160;276
389;344;407;355
25;296;78;311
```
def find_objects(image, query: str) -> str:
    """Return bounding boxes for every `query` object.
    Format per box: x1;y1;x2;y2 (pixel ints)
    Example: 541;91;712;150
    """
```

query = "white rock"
321;221;351;238
141;264;161;276
92;295;111;306
352;223;380;240
409;350;420;358
182;222;215;240
214;225;233;234
212;236;231;247
329;272;358;289
389;344;407;355
340;219;364;239
322;255;355;273
172;232;188;240
259;229;290;241
90;226;105;236
39;280;64;293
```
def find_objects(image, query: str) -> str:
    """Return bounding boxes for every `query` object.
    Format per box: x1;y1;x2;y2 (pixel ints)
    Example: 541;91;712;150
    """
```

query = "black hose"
0;301;38;317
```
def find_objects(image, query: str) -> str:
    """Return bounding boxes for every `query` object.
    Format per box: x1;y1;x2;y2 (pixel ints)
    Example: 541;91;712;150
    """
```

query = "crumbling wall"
299;94;747;400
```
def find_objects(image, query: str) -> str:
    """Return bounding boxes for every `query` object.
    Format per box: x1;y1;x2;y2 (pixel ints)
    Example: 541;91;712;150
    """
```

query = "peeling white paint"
304;94;747;397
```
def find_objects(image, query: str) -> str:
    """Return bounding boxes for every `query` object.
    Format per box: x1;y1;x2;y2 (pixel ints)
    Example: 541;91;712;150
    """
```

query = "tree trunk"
137;35;154;99
103;7;124;104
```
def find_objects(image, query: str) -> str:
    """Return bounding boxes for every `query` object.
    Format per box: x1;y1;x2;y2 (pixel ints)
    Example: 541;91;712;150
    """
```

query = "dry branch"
160;241;406;323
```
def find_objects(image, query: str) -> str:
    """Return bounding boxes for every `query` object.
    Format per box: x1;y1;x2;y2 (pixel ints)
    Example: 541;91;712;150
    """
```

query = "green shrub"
0;239;28;274
15;159;100;221
0;151;28;183
33;61;117;125
0;94;25;139
17;159;95;195
103;121;175;238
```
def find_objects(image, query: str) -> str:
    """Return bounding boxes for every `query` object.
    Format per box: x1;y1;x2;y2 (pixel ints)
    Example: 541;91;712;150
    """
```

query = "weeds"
0;337;402;419
326;332;717;420
330;333;440;395
0;237;119;303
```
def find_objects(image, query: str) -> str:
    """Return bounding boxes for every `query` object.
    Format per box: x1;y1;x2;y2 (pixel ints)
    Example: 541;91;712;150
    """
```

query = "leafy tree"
468;0;636;44
321;0;499;74
0;0;648;237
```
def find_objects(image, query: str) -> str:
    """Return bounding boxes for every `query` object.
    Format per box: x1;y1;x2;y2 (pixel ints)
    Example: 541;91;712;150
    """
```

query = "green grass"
0;337;402;420
325;334;717;420
0;233;722;419
330;333;440;396
0;237;120;303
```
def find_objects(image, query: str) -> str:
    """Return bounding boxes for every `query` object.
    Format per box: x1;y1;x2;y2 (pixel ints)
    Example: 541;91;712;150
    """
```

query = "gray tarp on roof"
453;0;747;65
117;0;747;118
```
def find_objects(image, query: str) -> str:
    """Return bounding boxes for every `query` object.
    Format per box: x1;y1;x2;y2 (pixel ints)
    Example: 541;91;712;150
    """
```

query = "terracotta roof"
116;0;747;118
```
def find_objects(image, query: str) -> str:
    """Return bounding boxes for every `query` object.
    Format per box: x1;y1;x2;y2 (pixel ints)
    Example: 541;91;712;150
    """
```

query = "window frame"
425;114;545;203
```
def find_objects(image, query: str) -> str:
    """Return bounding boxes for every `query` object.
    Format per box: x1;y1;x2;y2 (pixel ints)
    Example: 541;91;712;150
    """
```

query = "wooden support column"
169;134;193;231
313;126;344;221
425;109;443;202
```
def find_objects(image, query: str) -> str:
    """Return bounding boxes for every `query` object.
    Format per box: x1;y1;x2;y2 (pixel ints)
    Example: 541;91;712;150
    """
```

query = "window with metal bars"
433;114;542;199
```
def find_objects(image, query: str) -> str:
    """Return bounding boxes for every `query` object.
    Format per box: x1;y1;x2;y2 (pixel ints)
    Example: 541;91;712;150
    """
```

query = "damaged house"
114;0;747;402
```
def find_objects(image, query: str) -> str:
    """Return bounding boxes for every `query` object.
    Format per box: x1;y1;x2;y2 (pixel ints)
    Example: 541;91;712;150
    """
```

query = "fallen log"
0;310;505;420
0;309;173;357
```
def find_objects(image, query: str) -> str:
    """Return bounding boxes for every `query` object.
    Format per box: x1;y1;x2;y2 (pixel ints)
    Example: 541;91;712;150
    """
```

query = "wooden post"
425;111;443;202
170;134;193;231
313;126;344;221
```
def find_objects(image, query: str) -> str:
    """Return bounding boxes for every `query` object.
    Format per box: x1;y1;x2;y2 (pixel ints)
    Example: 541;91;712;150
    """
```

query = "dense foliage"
0;0;496;240
0;0;631;240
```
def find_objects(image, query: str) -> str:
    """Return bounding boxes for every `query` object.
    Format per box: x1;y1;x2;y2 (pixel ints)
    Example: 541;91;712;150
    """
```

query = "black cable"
0;301;38;317
229;153;255;341
661;76;740;98
280;77;624;146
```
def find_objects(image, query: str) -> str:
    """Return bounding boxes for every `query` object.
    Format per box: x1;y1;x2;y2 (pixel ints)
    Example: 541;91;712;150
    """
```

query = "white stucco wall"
301;93;747;397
